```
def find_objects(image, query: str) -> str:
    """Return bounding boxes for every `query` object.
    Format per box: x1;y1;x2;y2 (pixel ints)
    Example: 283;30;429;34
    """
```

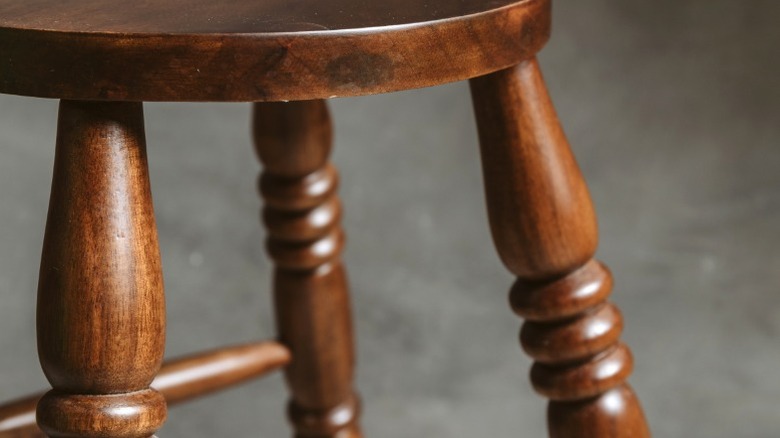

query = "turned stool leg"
36;101;167;437
252;101;362;438
469;60;651;437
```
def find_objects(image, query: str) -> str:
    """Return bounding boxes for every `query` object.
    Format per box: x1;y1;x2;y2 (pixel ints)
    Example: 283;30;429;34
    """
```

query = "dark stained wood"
154;341;290;405
253;101;361;438
0;396;38;438
0;0;653;434
0;0;532;31
36;101;167;438
470;59;651;437
0;0;550;102
0;341;291;438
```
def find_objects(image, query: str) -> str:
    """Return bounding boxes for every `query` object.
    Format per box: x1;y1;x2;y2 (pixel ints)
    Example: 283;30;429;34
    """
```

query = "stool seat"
0;0;550;102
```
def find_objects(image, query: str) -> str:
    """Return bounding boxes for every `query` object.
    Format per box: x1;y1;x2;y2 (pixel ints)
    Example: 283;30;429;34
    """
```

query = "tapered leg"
36;101;167;437
469;60;651;437
252;101;362;438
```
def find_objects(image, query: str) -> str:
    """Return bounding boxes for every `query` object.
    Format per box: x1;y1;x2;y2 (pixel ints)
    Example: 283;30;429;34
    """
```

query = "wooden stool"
0;0;651;436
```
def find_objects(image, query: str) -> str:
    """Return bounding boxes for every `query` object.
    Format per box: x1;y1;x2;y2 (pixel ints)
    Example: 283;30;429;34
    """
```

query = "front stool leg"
469;60;651;437
36;101;167;437
252;101;362;438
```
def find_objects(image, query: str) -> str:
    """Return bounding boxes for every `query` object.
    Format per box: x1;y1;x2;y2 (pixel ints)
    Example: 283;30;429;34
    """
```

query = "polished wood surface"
153;341;290;405
470;60;651;437
36;101;167;438
0;0;550;101
0;0;532;31
0;342;291;438
0;1;652;433
253;101;361;437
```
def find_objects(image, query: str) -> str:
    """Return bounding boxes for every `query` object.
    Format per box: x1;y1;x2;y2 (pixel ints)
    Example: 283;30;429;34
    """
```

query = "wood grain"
0;0;550;101
253;101;361;437
0;341;291;438
0;1;653;433
36;101;167;438
470;59;651;437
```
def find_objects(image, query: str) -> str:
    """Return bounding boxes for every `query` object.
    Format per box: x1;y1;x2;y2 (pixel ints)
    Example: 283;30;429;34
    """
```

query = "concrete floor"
1;0;779;436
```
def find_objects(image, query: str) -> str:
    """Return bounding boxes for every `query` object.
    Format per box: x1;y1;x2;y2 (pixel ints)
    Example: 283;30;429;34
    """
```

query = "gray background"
1;0;779;436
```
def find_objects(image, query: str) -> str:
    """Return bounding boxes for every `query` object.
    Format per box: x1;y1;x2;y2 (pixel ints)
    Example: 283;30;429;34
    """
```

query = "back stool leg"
469;60;651;437
252;101;362;438
36;101;167;438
